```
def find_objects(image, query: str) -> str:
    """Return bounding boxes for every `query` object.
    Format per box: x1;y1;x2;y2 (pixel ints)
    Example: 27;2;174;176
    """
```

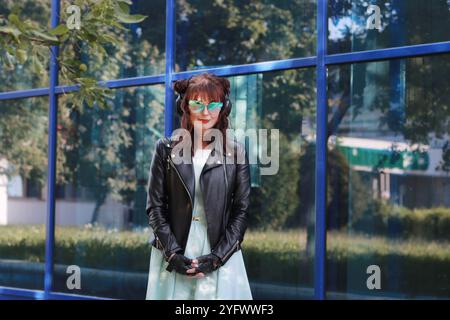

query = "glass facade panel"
0;0;50;91
209;70;317;299
58;0;166;85
53;85;165;299
175;0;316;72
328;0;450;54
0;0;449;300
327;53;450;299
0;96;49;290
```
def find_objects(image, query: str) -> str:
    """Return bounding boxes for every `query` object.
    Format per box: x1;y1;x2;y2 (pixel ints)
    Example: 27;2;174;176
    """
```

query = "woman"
145;73;253;300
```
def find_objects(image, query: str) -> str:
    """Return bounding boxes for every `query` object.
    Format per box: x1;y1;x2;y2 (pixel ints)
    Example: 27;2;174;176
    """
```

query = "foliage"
0;1;160;214
353;203;450;241
0;0;146;110
0;225;449;296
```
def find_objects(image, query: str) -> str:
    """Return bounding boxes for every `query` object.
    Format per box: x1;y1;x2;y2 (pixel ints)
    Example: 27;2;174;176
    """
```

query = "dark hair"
173;72;232;154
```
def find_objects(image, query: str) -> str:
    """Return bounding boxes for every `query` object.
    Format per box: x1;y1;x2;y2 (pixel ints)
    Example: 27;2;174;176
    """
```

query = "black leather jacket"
145;136;250;272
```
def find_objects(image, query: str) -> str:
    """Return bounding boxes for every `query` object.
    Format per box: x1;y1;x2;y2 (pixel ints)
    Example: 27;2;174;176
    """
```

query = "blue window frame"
0;0;450;300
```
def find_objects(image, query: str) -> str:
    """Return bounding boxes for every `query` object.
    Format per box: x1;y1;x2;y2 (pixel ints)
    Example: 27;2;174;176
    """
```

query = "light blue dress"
146;148;253;300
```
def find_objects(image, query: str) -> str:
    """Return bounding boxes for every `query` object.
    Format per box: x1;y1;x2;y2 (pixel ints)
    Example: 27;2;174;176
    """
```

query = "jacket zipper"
221;239;240;263
167;154;194;210
222;161;228;233
162;141;195;260
167;153;196;253
154;234;170;260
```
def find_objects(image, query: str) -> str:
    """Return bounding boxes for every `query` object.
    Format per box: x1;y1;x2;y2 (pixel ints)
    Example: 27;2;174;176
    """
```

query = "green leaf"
16;49;27;64
116;0;133;5
99;34;121;46
110;20;128;31
31;56;44;75
115;13;147;24
29;30;59;44
8;14;27;33
114;2;147;24
0;26;22;41
80;29;98;42
117;2;130;15
86;95;94;108
49;24;69;36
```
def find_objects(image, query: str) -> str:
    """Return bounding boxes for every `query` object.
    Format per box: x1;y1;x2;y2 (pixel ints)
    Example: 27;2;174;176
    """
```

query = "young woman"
145;73;253;300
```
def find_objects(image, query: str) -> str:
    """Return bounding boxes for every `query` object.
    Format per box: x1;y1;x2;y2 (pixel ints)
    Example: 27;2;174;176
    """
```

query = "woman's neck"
195;142;208;150
193;137;210;150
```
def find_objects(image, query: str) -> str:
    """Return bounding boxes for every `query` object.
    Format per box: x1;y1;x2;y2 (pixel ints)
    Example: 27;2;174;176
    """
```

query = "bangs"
186;81;223;102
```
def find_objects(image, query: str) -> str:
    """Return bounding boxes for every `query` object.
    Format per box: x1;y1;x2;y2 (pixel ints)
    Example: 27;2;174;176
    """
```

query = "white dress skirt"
146;148;253;300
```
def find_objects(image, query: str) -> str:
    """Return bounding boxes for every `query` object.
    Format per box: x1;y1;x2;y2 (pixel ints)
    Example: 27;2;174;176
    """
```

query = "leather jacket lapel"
202;147;224;174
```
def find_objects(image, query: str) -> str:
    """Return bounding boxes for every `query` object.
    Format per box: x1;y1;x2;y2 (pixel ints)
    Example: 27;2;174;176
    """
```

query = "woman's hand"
186;259;205;279
167;253;205;278
191;253;223;275
167;253;196;275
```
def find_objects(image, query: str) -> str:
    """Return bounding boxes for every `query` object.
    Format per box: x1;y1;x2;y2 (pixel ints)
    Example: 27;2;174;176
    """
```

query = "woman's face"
188;94;222;131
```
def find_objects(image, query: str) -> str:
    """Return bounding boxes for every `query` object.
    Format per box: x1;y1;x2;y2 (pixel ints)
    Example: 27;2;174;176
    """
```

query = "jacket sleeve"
146;138;183;267
211;142;250;266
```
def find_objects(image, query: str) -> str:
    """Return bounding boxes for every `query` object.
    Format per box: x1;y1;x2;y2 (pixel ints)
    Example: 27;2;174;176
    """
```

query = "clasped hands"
167;252;222;278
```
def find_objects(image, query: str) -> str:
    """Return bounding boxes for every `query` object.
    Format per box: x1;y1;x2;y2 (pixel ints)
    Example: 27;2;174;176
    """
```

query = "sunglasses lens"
188;100;223;114
208;102;223;113
188;100;204;113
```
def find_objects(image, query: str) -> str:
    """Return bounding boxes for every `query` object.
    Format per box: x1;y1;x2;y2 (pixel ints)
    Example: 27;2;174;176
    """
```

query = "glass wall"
49;68;316;299
326;53;450;299
58;0;166;85
52;85;164;299
0;0;449;300
328;0;450;54
0;96;49;290
175;0;316;72
223;70;317;299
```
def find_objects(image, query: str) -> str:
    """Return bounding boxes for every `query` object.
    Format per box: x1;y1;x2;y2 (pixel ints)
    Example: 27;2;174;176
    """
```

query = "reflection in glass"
0;0;50;91
201;70;316;299
327;54;450;298
59;0;166;85
328;0;450;54
175;0;316;72
0;96;49;290
49;68;317;299
52;85;165;299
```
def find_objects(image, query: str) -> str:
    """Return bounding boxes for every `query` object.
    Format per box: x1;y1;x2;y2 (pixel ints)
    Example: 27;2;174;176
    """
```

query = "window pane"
327;54;450;299
58;0;165;85
328;0;450;54
172;69;317;299
0;96;49;291
175;0;316;72
0;0;50;91
53;85;165;299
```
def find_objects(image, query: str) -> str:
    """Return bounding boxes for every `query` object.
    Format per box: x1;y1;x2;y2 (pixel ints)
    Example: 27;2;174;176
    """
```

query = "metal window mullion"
314;0;327;301
164;0;175;137
325;41;450;66
44;0;60;299
2;41;450;102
